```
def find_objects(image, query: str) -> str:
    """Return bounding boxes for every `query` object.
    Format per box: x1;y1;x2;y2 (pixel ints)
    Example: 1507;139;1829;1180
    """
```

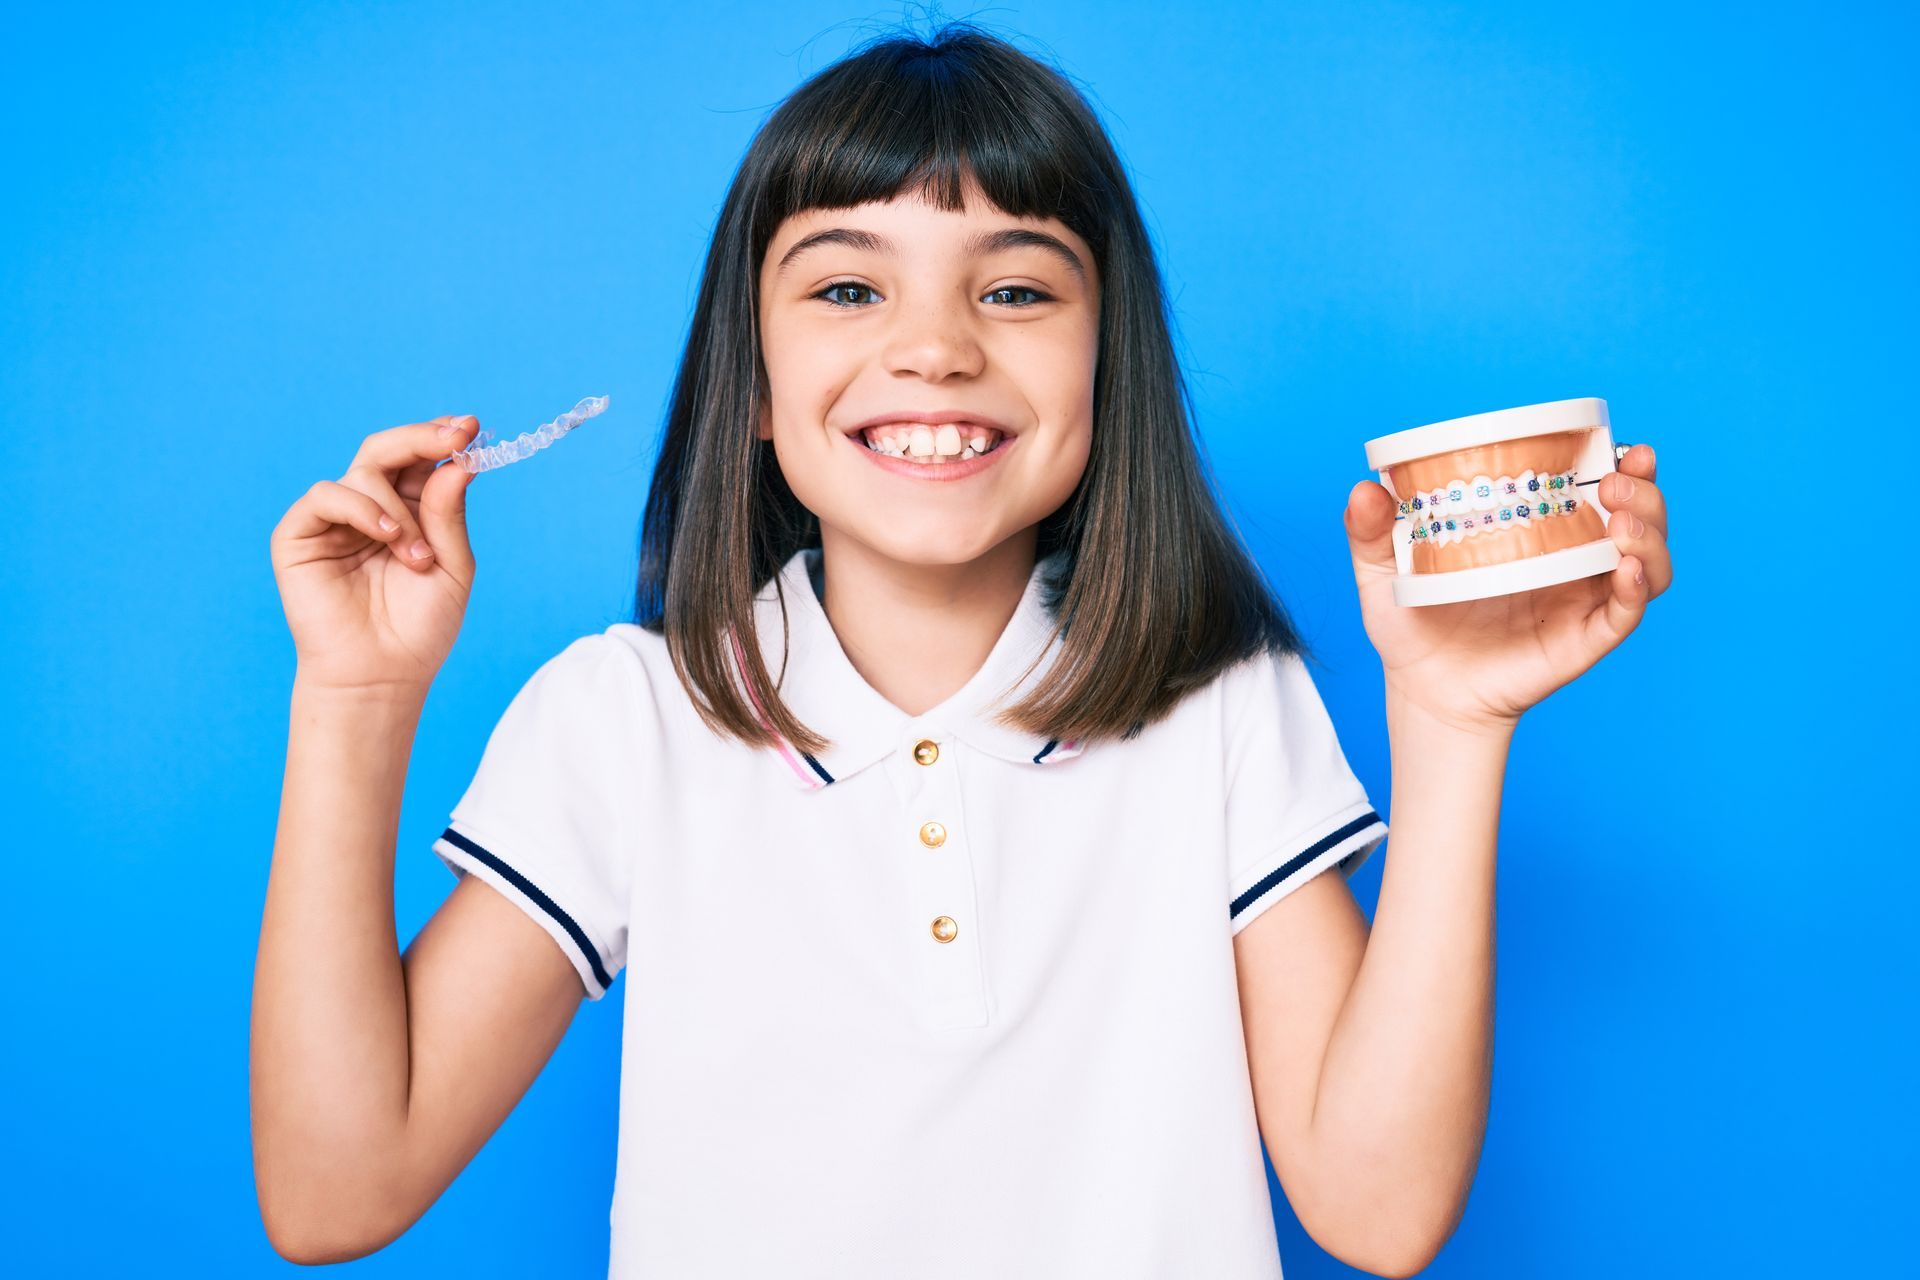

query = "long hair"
634;19;1307;755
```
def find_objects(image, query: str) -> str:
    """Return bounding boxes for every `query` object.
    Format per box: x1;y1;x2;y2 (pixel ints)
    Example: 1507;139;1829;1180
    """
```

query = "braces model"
451;394;609;474
1361;397;1624;607
1400;468;1585;546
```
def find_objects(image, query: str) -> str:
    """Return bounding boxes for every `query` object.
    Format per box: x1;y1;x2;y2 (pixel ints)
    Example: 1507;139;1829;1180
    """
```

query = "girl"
254;22;1672;1279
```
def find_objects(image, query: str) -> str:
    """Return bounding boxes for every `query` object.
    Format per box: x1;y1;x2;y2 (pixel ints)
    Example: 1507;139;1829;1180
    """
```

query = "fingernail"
378;514;398;532
1629;514;1644;537
410;540;433;560
1634;562;1644;586
1615;475;1636;501
438;421;462;436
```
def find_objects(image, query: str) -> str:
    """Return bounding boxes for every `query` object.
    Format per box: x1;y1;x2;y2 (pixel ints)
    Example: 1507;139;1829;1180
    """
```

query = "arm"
1235;443;1672;1274
1234;691;1507;1276
250;681;585;1264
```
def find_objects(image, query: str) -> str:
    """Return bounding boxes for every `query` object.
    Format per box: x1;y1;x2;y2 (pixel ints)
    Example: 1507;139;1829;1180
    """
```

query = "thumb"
420;432;479;587
1344;479;1399;583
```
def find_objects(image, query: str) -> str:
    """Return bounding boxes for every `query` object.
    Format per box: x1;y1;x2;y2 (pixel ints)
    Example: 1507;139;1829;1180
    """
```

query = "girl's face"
756;176;1099;568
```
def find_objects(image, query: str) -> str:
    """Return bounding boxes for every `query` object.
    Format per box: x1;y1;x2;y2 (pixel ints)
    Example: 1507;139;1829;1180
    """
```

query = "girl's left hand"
1342;444;1672;734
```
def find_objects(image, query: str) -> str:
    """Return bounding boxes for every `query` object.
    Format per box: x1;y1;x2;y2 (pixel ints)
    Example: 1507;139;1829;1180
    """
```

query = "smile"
844;426;1019;482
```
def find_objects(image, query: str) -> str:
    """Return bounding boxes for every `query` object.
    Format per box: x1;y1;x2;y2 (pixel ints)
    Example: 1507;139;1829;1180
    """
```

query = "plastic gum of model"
1386;431;1609;573
452;394;609;474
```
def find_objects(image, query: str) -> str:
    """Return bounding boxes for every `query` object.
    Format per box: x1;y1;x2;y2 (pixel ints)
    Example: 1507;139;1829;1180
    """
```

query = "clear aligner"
453;394;610;474
1395;469;1588;546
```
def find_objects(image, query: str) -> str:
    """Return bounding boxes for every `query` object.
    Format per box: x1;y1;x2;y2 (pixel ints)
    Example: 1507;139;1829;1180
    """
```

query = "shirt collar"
727;547;1088;791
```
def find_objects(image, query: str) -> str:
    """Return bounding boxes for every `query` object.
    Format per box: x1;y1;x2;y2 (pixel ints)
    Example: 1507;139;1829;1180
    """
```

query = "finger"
351;414;481;479
337;463;439;571
277;479;407;548
1343;480;1400;584
1617;442;1656;484
1601;468;1668;541
1578;551;1650;659
1606;507;1673;598
417;455;478;588
1606;502;1674;598
394;416;477;500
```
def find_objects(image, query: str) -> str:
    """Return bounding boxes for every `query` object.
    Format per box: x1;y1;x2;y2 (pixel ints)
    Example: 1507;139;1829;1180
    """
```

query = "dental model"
451;394;609;474
1363;398;1631;607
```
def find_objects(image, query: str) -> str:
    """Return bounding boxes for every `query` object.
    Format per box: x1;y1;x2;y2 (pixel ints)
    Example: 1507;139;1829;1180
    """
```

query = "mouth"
842;422;1019;481
853;421;1009;463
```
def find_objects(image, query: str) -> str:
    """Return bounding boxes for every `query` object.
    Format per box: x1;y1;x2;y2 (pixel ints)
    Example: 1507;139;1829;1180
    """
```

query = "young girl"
254;22;1671;1278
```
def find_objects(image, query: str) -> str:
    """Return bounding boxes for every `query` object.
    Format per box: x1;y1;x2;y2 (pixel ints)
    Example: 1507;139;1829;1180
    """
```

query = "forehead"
764;178;1093;284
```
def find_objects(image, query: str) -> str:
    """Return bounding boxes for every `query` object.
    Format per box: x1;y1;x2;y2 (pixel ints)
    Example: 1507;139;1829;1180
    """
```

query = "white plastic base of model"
1364;397;1610;470
1391;537;1622;607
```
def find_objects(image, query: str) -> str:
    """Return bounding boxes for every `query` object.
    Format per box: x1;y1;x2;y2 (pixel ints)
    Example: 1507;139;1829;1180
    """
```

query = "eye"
811;281;1056;309
984;285;1052;307
814;281;880;309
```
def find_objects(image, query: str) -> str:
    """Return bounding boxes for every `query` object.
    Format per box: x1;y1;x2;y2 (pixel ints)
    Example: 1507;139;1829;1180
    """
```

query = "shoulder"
507;625;665;729
598;623;674;701
534;625;649;684
1213;644;1342;746
1214;642;1313;704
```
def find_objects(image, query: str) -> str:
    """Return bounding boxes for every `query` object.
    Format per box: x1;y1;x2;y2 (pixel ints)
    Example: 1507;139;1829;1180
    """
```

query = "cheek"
1017;327;1099;415
1039;425;1094;502
985;420;1091;520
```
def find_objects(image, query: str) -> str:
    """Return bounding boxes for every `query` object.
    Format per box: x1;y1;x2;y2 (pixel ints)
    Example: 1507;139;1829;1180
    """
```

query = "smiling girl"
253;21;1671;1278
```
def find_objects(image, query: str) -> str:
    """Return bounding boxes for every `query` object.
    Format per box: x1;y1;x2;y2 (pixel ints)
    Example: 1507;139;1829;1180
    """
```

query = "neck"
814;527;1039;718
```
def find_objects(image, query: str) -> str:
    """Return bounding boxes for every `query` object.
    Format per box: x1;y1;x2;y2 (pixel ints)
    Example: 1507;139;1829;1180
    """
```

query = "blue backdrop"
4;2;1909;1275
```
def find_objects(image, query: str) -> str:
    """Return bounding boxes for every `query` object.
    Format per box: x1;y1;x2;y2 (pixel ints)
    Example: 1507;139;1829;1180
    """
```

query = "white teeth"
861;423;1006;462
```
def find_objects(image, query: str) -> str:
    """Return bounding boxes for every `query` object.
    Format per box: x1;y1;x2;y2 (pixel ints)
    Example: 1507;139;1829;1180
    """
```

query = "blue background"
4;1;1910;1274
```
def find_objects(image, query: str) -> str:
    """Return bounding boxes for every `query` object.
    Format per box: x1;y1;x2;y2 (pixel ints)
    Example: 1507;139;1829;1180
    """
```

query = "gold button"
918;820;947;848
912;738;940;766
930;916;958;943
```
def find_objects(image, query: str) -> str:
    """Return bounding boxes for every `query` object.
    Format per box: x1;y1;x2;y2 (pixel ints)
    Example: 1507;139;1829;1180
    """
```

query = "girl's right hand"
270;415;483;697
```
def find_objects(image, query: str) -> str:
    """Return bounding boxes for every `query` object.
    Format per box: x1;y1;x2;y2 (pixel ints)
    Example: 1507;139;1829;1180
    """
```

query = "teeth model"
1386;432;1608;574
453;394;609;474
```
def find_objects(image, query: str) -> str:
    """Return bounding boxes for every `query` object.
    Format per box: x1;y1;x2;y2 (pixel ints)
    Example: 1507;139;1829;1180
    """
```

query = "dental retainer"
452;394;609;474
1363;397;1627;607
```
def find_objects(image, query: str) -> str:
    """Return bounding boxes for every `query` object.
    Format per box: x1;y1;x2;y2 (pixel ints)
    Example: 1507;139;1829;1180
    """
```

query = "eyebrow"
774;225;1089;286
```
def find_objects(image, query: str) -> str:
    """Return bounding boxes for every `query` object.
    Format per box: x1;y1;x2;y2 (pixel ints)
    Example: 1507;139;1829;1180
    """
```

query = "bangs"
749;37;1113;272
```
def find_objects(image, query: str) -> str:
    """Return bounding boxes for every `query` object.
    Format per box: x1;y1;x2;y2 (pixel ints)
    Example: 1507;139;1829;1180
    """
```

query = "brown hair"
633;19;1308;755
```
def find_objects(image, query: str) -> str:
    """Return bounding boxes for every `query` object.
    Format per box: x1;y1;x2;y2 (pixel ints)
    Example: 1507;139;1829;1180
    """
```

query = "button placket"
899;731;988;1029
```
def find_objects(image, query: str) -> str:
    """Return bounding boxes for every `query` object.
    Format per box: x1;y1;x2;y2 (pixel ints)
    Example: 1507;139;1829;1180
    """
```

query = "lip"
844;425;1020;482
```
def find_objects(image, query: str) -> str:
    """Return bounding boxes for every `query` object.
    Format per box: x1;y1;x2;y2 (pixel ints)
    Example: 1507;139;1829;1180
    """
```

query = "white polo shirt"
432;545;1388;1278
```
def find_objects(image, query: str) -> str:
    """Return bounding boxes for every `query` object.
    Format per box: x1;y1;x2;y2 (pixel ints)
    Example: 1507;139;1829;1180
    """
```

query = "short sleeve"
1225;646;1389;937
431;632;640;1000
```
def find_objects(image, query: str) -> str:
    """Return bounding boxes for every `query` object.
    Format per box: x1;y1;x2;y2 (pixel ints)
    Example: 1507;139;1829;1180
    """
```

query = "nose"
882;294;986;382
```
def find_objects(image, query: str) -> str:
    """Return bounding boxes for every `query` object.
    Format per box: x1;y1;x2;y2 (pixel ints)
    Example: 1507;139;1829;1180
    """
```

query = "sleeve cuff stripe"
1229;809;1387;923
437;825;615;995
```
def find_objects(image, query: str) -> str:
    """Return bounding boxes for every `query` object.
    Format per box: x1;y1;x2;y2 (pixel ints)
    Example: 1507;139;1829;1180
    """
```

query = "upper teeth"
862;423;1002;459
